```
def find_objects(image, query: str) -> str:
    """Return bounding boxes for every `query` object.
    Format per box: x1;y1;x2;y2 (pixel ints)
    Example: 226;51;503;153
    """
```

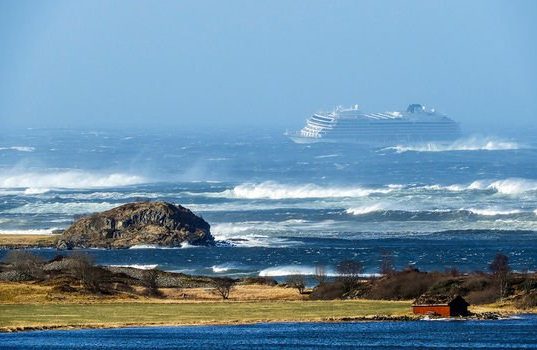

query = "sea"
1;127;537;277
1;316;537;349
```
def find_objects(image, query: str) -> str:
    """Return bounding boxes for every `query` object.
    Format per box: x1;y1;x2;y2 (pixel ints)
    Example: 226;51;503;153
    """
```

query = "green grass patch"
0;300;412;330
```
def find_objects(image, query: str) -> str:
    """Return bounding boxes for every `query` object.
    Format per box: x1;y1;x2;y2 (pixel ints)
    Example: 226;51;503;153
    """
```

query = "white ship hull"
289;104;461;146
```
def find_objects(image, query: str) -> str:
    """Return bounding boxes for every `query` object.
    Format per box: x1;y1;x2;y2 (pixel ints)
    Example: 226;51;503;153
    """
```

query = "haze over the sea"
1;0;536;132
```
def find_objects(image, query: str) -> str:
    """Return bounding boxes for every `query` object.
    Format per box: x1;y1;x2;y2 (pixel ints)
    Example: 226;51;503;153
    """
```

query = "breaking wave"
346;204;388;215
109;264;159;270
386;137;523;153
430;178;537;195
211;263;247;273
0;146;35;152
216;181;392;200
345;206;532;219
0;228;59;235
5;202;116;215
258;265;380;277
0;170;146;190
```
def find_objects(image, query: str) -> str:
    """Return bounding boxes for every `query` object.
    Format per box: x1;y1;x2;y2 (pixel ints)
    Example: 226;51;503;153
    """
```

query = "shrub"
286;274;306;294
66;253;104;293
366;270;440;300
465;287;499;305
141;269;163;297
310;281;346;300
515;292;537;309
336;260;363;292
3;250;45;280
212;277;236;300
314;264;328;286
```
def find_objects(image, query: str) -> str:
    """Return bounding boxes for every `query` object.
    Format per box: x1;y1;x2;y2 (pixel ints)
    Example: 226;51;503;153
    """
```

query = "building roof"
413;293;469;306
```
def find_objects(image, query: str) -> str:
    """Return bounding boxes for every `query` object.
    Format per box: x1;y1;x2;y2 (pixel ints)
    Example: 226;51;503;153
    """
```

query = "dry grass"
0;234;58;248
0;282;307;304
470;301;537;315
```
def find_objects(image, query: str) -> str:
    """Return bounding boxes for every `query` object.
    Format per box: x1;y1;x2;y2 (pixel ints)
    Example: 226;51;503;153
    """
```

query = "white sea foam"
423;178;537;195
258;265;380;277
315;154;340;159
23;187;51;195
211;263;245;273
345;204;387;215
0;146;35;152
259;265;335;277
211;221;306;247
217;181;392;200
5;202;116;215
0;228;59;235
0;170;145;190
465;208;522;216
386;137;523;153
109;264;158;270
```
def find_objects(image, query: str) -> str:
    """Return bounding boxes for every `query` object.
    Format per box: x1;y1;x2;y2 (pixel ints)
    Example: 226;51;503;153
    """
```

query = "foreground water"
1;315;537;349
1;128;537;275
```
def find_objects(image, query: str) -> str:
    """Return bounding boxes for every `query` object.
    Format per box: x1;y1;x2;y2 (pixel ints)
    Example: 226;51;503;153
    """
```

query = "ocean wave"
345;204;387;215
345;206;531;219
109;264;158;270
211;222;305;247
385;137;523;153
423;178;537;195
0;170;146;190
5;202;116;215
259;265;334;277
0;146;35;152
0;228;59;235
258;265;381;277
211;263;247;273
465;208;522;216
216;181;392;200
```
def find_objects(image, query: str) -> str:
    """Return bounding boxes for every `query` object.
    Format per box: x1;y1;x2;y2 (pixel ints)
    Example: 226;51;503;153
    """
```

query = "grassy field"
0;300;413;331
0;234;58;248
0;282;413;331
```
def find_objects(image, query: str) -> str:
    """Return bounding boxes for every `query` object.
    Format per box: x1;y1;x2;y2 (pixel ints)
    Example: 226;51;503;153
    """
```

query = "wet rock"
57;202;214;249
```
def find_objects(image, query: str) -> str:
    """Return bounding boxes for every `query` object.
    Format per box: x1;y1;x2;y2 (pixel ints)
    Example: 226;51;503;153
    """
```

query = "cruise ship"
287;104;461;146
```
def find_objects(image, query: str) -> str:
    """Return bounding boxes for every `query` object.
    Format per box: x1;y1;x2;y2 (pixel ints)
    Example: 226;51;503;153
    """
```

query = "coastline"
1;282;534;333
1;305;532;334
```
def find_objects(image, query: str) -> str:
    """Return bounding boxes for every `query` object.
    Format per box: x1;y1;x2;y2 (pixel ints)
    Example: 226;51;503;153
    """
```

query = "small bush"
286;274;306;294
141;269;163;297
66;253;105;293
213;277;236;300
465;287;499;305
310;281;346;300
515;292;537;309
3;250;45;280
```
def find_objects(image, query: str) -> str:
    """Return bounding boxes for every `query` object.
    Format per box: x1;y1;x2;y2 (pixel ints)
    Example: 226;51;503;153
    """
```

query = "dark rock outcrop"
57;202;213;249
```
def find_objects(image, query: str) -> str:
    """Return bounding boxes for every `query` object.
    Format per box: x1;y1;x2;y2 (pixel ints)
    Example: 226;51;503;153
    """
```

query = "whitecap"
385;136;523;153
214;181;392;200
211;263;245;273
0;170;146;190
23;187;50;195
346;203;387;215
5;202;116;215
0;228;59;235
0;146;35;152
465;208;522;216
109;264;158;270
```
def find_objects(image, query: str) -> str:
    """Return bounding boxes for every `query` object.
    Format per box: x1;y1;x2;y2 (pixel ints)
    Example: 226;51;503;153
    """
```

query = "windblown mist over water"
1;128;536;275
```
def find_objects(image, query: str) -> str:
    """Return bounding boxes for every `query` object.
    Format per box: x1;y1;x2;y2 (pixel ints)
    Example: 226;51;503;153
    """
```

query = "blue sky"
0;0;536;130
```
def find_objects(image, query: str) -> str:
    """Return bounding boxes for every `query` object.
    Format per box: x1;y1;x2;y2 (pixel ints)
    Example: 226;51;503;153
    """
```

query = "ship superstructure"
288;104;461;145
